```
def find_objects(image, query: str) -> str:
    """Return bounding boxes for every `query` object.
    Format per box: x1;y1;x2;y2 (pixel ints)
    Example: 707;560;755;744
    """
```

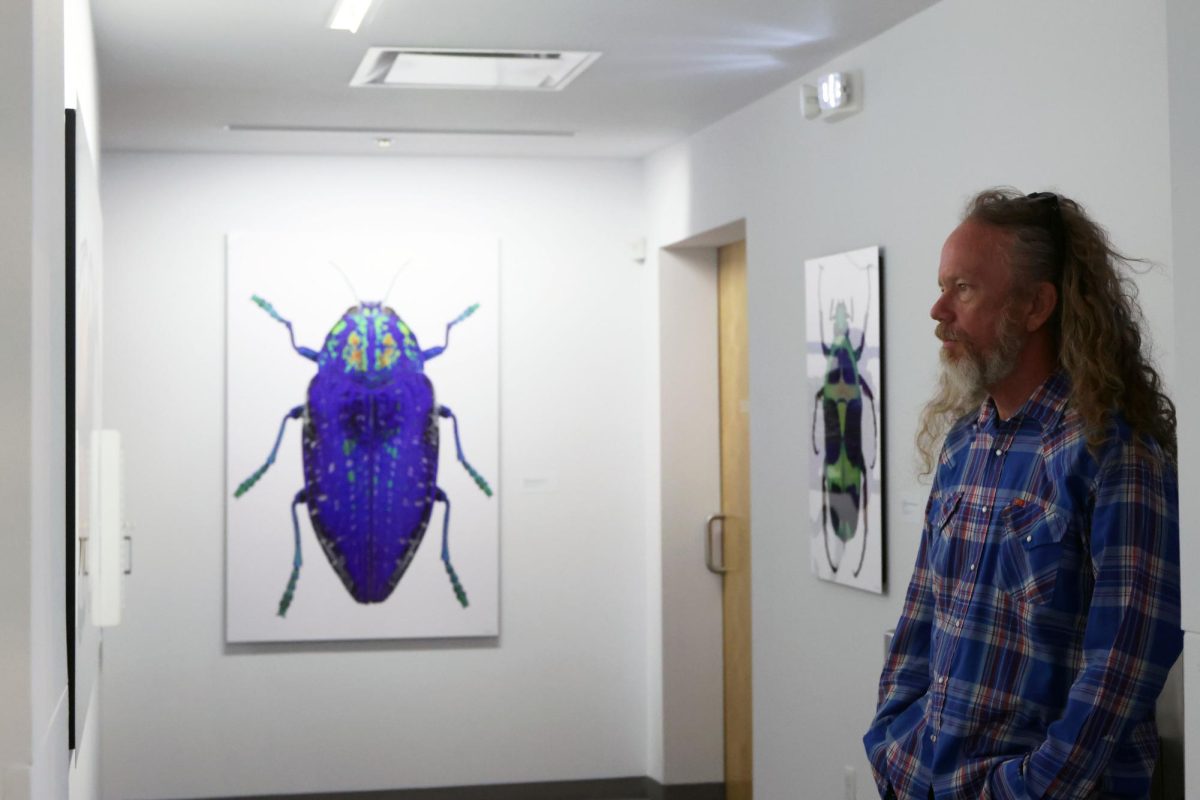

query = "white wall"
1168;0;1200;637
0;0;39;792
64;0;99;164
1166;0;1200;793
0;0;70;798
99;153;652;799
645;2;1177;798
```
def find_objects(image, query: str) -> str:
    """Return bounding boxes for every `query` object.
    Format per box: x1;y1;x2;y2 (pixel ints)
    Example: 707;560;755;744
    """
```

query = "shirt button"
930;734;938;742
955;619;963;628
995;448;1002;456
969;563;975;571
939;675;947;684
982;506;988;514
1025;535;1033;543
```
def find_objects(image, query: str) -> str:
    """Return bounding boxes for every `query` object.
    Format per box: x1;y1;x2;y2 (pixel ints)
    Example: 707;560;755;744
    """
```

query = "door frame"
653;219;748;788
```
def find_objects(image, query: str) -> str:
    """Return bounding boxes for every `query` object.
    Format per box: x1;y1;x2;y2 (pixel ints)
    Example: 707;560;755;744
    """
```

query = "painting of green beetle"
806;246;884;594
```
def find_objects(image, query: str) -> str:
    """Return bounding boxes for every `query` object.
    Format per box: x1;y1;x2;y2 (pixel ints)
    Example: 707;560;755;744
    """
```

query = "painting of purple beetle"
225;234;499;643
232;297;492;616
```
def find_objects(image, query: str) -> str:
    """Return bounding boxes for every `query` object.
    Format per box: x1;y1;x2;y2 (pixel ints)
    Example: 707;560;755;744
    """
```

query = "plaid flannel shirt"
864;371;1181;799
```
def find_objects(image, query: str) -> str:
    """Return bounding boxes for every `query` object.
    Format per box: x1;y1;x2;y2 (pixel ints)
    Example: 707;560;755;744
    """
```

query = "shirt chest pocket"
997;502;1069;606
927;491;963;575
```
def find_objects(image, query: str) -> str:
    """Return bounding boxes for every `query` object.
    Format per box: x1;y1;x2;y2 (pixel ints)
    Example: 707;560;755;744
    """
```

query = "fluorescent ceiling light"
224;123;575;138
350;48;601;91
327;0;373;33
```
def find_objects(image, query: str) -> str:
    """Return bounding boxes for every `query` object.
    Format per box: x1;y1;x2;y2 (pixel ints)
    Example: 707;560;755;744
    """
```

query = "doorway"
656;223;751;795
717;240;751;800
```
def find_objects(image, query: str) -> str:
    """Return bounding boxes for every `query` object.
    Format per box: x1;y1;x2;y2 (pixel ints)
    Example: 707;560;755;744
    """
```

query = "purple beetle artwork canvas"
226;234;499;643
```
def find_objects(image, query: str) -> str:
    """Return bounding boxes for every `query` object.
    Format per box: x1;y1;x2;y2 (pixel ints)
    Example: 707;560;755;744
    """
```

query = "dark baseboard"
175;776;724;800
642;778;725;800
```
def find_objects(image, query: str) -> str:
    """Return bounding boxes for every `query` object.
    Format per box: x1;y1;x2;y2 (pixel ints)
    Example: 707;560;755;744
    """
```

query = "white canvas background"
805;246;883;593
226;232;499;642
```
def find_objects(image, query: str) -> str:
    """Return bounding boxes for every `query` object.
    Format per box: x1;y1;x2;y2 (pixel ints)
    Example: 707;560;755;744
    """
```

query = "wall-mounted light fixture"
801;70;862;122
819;72;849;111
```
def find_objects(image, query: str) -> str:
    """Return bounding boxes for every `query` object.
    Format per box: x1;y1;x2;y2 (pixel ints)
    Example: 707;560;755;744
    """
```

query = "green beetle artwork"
805;247;884;593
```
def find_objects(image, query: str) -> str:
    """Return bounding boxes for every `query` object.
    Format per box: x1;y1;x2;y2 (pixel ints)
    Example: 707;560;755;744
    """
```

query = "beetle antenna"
817;263;827;321
382;260;412;308
327;260;361;307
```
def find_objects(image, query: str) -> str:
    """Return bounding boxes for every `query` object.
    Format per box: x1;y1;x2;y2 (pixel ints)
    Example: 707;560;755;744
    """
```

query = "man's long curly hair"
915;188;1176;474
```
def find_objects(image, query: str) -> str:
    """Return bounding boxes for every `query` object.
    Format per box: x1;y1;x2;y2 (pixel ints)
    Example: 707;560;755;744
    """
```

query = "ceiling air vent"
350;48;601;91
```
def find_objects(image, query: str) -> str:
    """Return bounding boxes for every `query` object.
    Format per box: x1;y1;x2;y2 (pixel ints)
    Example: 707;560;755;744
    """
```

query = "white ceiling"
93;0;941;159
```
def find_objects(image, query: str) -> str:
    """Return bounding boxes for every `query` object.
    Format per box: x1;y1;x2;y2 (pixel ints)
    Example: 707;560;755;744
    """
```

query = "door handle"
706;514;728;574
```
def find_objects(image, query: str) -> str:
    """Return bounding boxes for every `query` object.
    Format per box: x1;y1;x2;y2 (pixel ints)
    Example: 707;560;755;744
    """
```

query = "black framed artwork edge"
65;106;78;751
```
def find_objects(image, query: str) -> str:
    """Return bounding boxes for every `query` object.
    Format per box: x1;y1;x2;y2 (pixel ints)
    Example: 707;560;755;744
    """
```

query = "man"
863;189;1181;800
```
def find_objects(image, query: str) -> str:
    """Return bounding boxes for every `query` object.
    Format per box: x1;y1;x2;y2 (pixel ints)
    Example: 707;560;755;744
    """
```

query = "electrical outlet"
844;765;856;800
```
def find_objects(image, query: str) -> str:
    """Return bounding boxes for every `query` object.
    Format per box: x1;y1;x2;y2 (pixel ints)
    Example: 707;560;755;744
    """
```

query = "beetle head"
319;302;423;383
830;299;851;338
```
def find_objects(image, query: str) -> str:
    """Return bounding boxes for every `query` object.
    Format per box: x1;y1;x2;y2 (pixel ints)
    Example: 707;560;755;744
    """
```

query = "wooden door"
718;240;752;800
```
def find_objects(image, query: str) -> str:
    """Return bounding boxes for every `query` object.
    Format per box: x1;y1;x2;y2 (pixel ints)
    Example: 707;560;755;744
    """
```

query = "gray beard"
938;318;1026;410
916;307;1030;476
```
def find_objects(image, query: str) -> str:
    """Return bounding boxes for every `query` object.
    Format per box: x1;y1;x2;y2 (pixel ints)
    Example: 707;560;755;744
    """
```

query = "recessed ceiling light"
327;0;373;33
350;48;601;91
375;137;392;148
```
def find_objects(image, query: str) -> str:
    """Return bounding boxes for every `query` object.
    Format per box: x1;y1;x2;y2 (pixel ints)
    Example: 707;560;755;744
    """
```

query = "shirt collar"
975;368;1071;433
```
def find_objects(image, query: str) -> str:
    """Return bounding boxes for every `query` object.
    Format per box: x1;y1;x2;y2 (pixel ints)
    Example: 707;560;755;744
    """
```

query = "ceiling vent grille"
350;48;600;91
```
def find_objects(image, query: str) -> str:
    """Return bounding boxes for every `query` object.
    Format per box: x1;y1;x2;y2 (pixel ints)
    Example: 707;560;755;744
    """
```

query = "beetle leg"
862;380;879;470
277;488;307;617
234;405;304;497
855;291;870;361
421;303;480;361
852;475;869;579
438;405;493;496
811;389;824;455
250;295;319;361
821;473;837;573
854;263;875;361
434;488;469;608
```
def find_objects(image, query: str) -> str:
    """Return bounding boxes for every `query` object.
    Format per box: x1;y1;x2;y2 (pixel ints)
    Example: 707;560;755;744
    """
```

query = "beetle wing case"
302;370;439;603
